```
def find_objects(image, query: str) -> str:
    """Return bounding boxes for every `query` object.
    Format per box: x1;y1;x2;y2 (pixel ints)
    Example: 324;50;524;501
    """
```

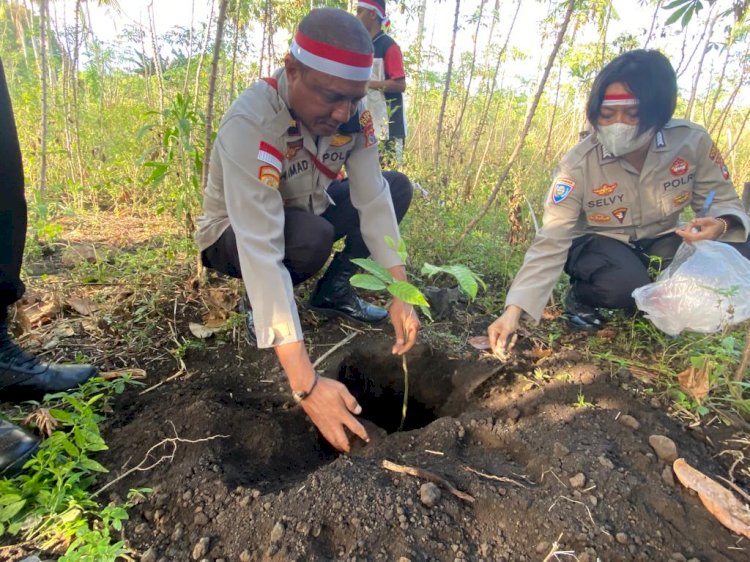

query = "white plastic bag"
632;240;750;336
363;59;390;140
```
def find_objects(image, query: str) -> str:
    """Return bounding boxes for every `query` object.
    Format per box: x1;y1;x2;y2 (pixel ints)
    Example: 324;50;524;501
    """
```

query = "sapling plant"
350;236;485;429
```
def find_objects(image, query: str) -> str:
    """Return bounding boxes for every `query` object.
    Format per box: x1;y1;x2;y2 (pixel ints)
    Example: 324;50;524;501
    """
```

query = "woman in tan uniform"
488;49;750;353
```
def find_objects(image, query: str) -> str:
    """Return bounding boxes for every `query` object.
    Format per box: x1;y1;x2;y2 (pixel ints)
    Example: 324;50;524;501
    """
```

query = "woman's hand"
488;305;523;354
676;217;726;242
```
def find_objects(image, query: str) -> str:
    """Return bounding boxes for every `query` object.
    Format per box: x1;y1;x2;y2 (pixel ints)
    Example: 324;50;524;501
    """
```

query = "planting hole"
336;348;455;433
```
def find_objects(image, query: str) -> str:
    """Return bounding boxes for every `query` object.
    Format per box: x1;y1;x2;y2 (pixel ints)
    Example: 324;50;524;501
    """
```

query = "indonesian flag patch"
258;141;284;173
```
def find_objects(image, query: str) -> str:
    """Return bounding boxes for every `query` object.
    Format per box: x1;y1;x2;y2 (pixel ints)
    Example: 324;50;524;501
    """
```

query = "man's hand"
276;341;368;453
300;377;369;453
389;298;420;355
387;264;420;355
488;305;522;354
676;217;725;242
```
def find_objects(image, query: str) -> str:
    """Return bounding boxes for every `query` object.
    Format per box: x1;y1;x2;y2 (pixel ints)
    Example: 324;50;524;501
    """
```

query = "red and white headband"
290;30;373;81
358;0;390;27
601;92;639;107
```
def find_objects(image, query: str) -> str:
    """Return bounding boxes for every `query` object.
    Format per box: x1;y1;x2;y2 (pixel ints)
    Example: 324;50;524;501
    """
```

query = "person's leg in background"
0;58;96;474
309;171;413;323
564;234;652;329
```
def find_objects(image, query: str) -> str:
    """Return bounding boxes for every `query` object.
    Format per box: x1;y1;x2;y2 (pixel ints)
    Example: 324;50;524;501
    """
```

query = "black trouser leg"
0;58;27;324
200;208;335;286
321;170;413;259
565;235;651;310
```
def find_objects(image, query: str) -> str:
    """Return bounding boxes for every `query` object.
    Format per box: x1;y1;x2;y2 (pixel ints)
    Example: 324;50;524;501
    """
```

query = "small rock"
535;541;549;554
397;558;411;562
618;415;640;430
670;554;687;562
194;512;209;526
649;435;678;462
270;520;285;543
588;495;598;507
553;442;570;458
687;559;701;562
420;482;442;508
569;473;587;489
141;548;157;562
507;408;521;423
650;397;662;409
239;550;252;562
192;537;210;560
616;532;628;544
598;455;615;469
662;465;675;487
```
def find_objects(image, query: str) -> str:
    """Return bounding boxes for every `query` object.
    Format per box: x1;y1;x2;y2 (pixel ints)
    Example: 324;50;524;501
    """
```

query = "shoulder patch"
551;178;575;204
258;165;280;189
359;110;377;148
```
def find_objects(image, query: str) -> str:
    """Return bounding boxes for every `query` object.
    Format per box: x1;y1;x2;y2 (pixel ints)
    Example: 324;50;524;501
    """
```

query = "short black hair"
586;49;677;135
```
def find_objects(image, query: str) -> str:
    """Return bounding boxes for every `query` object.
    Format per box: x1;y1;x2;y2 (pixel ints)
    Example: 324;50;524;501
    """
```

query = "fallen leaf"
101;368;147;381
22;299;60;327
677;361;710;403
189;322;221;339
51;323;76;338
67;296;98;316
61;244;98;267
23;408;59;438
529;345;553;360
673;458;750;539
468;335;491;350
629;367;659;383
596;328;618;340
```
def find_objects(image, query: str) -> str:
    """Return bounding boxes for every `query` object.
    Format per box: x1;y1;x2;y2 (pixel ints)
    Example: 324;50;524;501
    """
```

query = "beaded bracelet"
717;217;729;237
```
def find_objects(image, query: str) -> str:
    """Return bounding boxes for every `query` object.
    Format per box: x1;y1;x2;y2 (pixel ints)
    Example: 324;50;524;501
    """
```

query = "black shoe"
239;292;257;345
563;289;604;331
0;419;39;476
0;320;97;402
309;253;388;325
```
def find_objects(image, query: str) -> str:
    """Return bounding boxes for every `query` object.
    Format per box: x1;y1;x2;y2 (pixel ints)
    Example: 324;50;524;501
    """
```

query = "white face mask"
597;123;653;157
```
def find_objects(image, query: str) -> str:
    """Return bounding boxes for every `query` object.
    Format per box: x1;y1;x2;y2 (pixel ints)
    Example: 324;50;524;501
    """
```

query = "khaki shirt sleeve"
216;115;303;348
692;132;750;242
505;170;583;322
344;110;403;268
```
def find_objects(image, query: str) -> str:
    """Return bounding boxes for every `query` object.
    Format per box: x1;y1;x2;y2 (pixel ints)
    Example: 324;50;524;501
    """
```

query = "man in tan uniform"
196;8;419;452
489;50;750;352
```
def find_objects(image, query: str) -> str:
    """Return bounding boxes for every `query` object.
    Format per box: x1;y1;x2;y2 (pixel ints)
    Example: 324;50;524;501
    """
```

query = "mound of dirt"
95;321;748;562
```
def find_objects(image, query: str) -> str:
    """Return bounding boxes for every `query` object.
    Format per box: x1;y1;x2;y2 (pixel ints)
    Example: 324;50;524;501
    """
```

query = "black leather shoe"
0;419;39;476
563;289;604;331
0;321;97;402
309;253;388;325
239;292;257;345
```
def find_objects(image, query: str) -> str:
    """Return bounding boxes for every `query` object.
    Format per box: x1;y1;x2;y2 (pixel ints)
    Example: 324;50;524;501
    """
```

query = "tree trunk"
202;0;229;191
461;0;521;198
39;0;48;197
229;0;243;101
194;0;216;108
446;0;487;166
685;8;719;121
643;0;663;48
183;0;196;96
454;0;576;247
148;1;165;125
433;0;461;168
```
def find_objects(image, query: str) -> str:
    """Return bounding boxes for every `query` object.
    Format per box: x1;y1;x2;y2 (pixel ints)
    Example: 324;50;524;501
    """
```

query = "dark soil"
6;214;750;561
94;312;749;562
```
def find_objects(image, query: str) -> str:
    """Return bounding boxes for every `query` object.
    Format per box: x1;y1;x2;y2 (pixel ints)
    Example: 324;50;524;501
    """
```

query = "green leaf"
441;264;486;300
79;457;109;473
665;3;690;25
351;258;394;284
61;437;81;458
419;305;433;322
49;408;75;423
387;281;429;307
663;0;691;9
350;274;388;291
0;499;26;521
385;235;408;262
420;262;443;277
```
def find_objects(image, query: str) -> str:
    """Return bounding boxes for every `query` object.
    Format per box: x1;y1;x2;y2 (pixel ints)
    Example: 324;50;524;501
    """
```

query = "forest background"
2;0;750;296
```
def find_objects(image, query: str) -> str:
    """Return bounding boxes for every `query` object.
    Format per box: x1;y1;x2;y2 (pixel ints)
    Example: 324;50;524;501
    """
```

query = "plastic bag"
632;240;750;336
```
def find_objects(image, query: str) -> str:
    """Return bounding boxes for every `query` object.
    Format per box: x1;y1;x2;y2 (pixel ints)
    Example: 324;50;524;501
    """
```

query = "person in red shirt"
356;0;407;163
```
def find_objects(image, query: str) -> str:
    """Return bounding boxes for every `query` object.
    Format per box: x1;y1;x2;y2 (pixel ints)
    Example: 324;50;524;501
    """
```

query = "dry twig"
312;331;359;370
382;459;475;503
94;423;228;497
463;465;529;488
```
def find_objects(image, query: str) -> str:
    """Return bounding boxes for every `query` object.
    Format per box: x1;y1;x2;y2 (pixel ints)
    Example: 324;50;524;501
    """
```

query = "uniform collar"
273;69;327;154
595;128;667;165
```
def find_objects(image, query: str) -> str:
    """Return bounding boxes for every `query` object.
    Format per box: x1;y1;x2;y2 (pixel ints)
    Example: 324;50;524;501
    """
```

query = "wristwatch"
292;372;320;403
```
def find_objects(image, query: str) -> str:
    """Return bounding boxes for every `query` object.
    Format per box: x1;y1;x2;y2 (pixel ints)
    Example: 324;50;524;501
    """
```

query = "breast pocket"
660;190;691;216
